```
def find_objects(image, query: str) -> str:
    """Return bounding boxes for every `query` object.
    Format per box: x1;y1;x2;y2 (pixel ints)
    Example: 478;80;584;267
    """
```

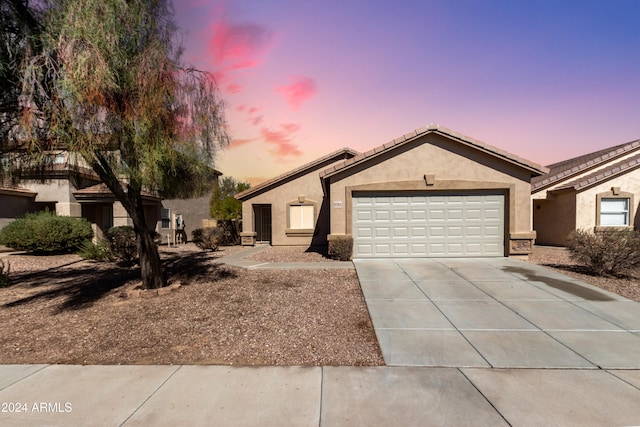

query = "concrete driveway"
354;258;640;368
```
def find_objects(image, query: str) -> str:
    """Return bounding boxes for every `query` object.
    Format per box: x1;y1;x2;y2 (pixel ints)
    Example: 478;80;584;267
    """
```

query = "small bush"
567;228;640;277
328;235;353;261
192;227;224;251
0;259;10;288
106;226;138;264
0;210;93;254
78;239;113;262
216;219;241;245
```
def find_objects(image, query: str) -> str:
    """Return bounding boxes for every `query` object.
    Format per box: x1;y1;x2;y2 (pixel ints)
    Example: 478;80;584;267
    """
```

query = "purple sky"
175;0;640;185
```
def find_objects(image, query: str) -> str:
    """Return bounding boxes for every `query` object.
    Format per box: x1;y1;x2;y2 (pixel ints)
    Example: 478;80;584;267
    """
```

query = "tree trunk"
128;196;165;289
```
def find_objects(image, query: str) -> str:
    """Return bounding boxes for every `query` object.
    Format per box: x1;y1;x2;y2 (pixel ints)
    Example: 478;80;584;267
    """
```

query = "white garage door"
353;193;504;257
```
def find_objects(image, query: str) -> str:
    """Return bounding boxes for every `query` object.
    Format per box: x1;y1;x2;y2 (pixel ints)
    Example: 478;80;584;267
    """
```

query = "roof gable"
235;148;360;200
319;124;548;180
532;139;640;192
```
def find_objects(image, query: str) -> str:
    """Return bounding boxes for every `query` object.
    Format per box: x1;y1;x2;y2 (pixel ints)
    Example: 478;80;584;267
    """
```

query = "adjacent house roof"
532;138;640;192
0;185;37;197
551;152;640;192
73;183;161;201
235;148;360;200
319;124;549;180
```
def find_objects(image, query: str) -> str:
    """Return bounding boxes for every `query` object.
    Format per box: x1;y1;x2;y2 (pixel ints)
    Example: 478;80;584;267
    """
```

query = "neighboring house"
161;170;222;243
532;139;640;246
236;124;547;258
0;184;38;229
0;152;217;243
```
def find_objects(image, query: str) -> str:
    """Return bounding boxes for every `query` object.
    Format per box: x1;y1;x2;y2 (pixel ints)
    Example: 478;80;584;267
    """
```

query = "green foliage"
3;0;231;288
568;228;640;277
78;239;113;262
105;226;138;264
0;259;10;288
192;227;224;251
210;177;250;220
0;210;93;253
328;236;354;261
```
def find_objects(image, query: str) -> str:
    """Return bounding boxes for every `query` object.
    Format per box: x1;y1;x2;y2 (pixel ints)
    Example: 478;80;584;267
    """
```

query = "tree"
1;0;230;288
210;177;250;220
0;0;45;147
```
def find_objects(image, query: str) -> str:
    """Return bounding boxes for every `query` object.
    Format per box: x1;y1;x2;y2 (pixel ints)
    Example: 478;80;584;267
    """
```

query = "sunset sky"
175;0;640;185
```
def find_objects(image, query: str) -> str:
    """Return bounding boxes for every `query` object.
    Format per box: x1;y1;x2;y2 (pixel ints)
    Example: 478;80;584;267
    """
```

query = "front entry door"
253;205;272;243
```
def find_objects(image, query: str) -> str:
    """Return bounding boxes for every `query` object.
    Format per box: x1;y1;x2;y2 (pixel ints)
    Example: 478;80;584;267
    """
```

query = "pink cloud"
226;83;244;94
250;115;263;126
230;137;255;148
208;18;273;87
236;104;247;112
260;124;303;157
276;76;317;110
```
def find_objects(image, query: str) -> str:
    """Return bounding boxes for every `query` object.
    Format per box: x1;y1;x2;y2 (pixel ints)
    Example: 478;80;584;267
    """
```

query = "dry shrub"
567;228;640;277
192;227;224;251
329;235;353;261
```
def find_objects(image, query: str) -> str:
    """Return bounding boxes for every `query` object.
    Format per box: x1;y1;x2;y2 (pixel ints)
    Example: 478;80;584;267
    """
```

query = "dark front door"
254;205;272;243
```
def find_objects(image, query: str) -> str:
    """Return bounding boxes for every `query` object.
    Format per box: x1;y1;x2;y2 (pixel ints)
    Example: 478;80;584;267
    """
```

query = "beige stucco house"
532;139;640;246
0;153;201;243
237;124;548;258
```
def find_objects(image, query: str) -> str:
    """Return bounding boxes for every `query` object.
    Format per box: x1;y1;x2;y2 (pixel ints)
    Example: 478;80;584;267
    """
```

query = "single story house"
532;138;640;246
236;124;548;258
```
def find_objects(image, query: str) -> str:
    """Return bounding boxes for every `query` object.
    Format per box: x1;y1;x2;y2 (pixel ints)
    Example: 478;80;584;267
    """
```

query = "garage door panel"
353;193;504;258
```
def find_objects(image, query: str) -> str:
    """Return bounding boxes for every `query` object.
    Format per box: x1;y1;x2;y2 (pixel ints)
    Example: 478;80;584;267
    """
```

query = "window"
161;208;171;229
600;198;629;226
289;204;314;229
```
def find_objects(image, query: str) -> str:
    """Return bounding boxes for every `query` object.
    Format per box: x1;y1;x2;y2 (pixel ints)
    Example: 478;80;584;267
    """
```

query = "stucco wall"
533;192;576;246
0;193;37;230
21;179;82;217
575;172;640;230
240;158;348;246
534;170;640;246
326;133;536;254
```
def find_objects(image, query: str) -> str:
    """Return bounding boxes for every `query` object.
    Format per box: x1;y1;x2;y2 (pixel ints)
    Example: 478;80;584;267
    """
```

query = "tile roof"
0;184;36;196
531;139;640;191
550;152;640;192
319;124;548;179
73;183;161;200
235;148;360;200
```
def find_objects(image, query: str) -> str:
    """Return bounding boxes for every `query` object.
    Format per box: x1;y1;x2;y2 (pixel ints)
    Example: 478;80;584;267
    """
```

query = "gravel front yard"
2;243;638;366
528;245;640;301
0;245;383;366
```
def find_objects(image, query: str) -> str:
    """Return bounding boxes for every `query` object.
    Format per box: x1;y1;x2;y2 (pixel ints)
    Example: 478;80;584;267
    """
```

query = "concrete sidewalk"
2;364;640;426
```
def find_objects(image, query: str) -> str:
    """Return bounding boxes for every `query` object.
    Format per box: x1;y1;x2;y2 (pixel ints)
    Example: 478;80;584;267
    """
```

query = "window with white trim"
289;204;315;229
600;198;629;226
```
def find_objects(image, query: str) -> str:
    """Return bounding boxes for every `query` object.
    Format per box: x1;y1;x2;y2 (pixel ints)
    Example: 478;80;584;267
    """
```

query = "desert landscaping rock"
0;245;383;366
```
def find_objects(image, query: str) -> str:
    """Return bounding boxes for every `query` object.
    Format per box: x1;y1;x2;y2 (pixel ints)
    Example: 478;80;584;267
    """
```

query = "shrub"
328;235;353;261
567;228;640;277
106;226;138;264
192;227;224;251
216;219;241;245
0;210;93;254
0;259;10;288
78;239;113;262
